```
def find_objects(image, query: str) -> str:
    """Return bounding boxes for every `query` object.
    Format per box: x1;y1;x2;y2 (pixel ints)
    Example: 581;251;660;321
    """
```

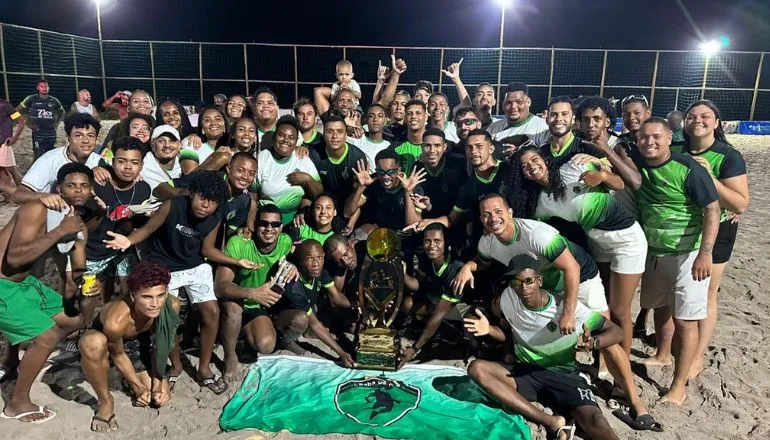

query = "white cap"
151;124;181;141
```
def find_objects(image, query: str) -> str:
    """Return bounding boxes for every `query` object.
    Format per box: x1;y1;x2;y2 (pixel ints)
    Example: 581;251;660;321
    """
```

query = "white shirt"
477;218;565;270
181;139;215;165
441;121;460;144
22;147;102;193
74;102;95;116
486;114;550;146
141;153;182;191
256;149;320;219
347;136;391;168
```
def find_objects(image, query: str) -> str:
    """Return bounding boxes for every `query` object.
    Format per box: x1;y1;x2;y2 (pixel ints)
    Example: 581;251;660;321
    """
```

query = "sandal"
612;409;664;432
198;375;228;395
1;405;57;424
90;413;118;432
168;375;179;392
547;424;575;440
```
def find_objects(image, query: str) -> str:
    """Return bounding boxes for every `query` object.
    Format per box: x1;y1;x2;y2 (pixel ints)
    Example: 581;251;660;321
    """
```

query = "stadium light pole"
494;0;512;115
94;0;107;103
699;40;720;100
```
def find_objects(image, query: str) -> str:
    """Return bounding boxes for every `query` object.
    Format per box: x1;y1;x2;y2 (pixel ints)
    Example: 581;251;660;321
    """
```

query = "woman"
102;113;155;162
155;99;195;140
230;117;258;154
104;90;156;148
681;100;749;379
182;107;230;164
224;95;253;125
506;145;647;358
288;194;341;245
255;115;323;224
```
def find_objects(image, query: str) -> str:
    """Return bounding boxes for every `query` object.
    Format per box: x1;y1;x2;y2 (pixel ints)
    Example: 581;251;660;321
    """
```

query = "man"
85;137;152;299
103;90;130;120
486;83;549;147
294;98;324;155
576;96;621;149
427;93;459;143
619;95;651;143
0;163;97;423
413;81;433;104
309;115;367;217
392;100;427;175
348;103;392;168
215;204;294;381
213;94;228;111
418;128;467;218
667;110;685;145
449;106;483;163
633;117;720;405
104;171;259;395
384;90;410;144
17;78;65;159
12;112;103;209
154;152;257;239
466;255;634;440
71;89;100;121
254;87;279;150
346;149;424;232
79;262;181;432
0;97;26;197
324;234;368;301
141;125;194;191
472;83;498;129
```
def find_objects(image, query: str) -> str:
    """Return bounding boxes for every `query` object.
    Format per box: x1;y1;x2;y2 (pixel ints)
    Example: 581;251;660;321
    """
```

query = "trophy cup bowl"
355;228;404;370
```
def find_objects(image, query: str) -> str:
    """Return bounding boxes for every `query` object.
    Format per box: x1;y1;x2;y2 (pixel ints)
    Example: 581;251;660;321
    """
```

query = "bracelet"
410;344;422;356
591;336;600;351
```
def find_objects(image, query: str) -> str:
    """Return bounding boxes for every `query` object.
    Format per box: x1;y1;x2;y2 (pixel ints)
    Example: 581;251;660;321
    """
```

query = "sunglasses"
459;118;478;127
511;276;539;287
375;168;400;177
621;94;649;108
257;220;282;229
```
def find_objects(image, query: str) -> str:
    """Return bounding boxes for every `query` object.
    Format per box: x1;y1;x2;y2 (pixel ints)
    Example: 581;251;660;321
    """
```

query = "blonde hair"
335;59;353;71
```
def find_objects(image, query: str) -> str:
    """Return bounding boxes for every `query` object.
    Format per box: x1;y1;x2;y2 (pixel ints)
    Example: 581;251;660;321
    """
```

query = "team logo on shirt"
335;377;421;427
547;321;557;332
175;224;200;238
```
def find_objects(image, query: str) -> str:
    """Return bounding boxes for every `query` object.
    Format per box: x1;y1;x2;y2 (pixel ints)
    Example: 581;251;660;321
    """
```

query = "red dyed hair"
127;261;171;293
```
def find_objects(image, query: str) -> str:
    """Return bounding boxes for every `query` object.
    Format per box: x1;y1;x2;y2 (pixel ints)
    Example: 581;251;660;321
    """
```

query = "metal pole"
438;48;445;92
37;30;44;75
96;1;107;103
599;50;608;97
700;54;711;100
343;47;347;60
293;46;299;104
198;43;203;102
0;25;10;101
547;48;555;103
71;36;79;94
495;5;505;115
674;87;680;111
750;52;764;120
149;42;156;100
243;44;249;96
649;50;660;109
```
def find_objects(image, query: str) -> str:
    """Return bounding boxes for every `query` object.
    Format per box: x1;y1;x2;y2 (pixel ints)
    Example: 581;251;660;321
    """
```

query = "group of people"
0;54;749;440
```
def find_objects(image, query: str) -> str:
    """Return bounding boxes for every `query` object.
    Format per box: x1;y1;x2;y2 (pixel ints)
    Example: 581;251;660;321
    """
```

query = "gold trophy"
355;228;404;370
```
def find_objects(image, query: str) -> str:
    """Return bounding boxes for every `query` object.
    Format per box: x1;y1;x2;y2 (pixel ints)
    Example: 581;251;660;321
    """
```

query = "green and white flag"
219;356;530;439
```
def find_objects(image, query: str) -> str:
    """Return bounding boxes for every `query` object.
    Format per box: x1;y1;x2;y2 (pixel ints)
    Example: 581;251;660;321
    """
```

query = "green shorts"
0;276;64;345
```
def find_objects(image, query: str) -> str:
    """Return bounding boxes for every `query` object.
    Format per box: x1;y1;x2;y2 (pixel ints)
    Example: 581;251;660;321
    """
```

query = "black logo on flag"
334;377;421;426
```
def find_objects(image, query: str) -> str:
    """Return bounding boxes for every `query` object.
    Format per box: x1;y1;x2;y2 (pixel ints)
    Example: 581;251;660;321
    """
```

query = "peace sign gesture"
441;58;464;79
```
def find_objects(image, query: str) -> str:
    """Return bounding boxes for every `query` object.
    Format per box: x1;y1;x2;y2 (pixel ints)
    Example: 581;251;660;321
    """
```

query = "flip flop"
612;409;664;432
0;366;16;383
168;375;179;392
1;405;57;424
198;375;228;395
90;413;118;432
548;424;576;440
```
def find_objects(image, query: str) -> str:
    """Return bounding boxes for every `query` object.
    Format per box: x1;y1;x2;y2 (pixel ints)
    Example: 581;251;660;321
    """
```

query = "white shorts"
578;274;608;312
168;263;216;304
587;222;647;274
640;251;708;320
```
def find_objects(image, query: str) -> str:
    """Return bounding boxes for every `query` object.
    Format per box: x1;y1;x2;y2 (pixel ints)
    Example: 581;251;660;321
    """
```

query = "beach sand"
0;123;768;439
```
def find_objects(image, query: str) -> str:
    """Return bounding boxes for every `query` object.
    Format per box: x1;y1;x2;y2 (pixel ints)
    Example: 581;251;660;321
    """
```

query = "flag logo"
334;377;421;426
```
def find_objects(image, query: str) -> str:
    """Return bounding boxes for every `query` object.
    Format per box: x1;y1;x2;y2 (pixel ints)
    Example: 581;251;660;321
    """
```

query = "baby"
330;60;361;106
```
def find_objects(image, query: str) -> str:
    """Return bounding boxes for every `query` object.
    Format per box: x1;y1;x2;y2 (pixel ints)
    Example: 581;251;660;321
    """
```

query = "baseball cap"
151;124;180;141
502;254;542;280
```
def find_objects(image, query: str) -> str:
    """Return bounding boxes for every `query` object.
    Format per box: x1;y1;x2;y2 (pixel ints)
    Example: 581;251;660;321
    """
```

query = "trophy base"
355;327;398;371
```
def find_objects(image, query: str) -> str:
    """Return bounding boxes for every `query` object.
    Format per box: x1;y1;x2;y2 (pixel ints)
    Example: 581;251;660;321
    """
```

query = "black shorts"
32;135;56;159
241;302;308;326
713;220;738;264
507;363;598;415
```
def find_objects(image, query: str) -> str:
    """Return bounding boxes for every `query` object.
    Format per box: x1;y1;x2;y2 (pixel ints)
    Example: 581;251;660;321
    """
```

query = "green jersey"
290;224;334;245
681;140;747;222
393;140;422;176
633;153;718;256
224;233;293;309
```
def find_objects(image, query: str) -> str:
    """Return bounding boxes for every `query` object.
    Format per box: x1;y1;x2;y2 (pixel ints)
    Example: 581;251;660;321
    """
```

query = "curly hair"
127;261;171;294
187;170;230;205
503;145;566;219
575;96;617;128
155;98;194;139
115;112;156;141
64;112;101;136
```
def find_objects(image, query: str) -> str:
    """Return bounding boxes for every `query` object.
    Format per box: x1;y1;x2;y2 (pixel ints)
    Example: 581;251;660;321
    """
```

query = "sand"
0;123;768;440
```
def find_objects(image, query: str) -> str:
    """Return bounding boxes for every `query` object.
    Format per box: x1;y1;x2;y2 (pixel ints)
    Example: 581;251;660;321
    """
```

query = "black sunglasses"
257;220;282;229
375;168;399;177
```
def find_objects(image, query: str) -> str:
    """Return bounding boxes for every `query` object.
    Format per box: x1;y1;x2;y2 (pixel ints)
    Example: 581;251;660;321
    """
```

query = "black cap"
414;80;434;94
502;254;542;279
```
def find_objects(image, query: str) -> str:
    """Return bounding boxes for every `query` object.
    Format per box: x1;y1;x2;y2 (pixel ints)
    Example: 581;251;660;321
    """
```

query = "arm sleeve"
451;183;472;213
349;80;362;94
719;149;747;179
300;157;321;181
320;270;334;288
684;163;719;208
532;224;569;262
440;262;464;303
20;157;54;192
179;147;200;164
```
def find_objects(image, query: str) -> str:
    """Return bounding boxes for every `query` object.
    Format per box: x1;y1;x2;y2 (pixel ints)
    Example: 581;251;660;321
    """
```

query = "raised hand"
398;166;427;193
410;193;432;211
353;159;374;187
441;58;464;79
391;54;407;75
463;309;490;336
377;60;391;81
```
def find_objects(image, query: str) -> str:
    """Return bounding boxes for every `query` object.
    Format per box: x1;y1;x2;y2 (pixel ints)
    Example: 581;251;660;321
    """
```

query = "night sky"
1;0;769;51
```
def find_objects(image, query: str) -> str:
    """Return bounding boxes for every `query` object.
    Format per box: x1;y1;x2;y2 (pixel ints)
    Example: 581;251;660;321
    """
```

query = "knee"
576;408;614;436
467;359;490;382
288;313;309;334
79;332;108;360
246;331;275;354
221;301;243;322
197;301;220;323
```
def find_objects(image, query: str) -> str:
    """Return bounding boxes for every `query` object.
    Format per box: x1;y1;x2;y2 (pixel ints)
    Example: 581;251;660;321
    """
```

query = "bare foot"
642;355;672;366
223;356;243;383
91;395;118;432
688;358;705;380
658;389;687;406
546;415;569;439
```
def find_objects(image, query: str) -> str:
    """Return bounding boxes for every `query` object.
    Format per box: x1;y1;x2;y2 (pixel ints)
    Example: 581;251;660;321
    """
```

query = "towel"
151;296;182;379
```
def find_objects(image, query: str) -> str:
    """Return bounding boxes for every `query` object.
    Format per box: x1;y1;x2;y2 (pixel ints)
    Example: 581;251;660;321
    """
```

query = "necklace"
113;182;137;206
